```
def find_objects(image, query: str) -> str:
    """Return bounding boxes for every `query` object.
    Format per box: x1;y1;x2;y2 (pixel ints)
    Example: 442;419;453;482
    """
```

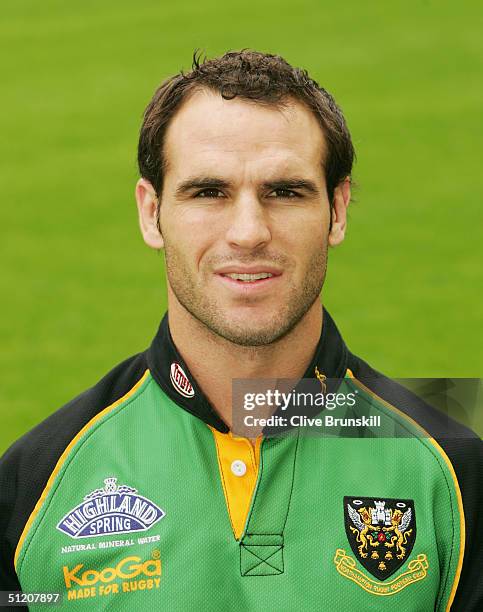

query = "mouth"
214;267;282;292
221;272;274;283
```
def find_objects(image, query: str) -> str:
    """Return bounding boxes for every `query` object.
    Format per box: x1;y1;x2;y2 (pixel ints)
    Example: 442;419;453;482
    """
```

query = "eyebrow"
175;176;320;196
175;177;231;196
262;179;320;195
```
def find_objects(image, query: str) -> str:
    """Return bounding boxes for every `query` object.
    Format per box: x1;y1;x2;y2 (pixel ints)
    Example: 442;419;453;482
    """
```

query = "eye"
194;188;225;198
268;188;301;199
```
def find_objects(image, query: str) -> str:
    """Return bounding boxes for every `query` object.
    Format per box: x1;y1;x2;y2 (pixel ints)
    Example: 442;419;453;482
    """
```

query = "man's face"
141;90;342;346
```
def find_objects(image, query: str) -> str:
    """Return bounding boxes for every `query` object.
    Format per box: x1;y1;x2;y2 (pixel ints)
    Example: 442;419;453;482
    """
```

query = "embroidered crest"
57;477;165;539
344;496;416;580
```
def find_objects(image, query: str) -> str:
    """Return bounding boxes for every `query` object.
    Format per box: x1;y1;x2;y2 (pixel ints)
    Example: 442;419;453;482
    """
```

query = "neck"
167;296;323;430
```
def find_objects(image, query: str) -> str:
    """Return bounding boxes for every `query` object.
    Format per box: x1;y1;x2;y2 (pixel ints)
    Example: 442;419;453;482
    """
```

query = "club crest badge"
344;496;416;580
57;477;165;539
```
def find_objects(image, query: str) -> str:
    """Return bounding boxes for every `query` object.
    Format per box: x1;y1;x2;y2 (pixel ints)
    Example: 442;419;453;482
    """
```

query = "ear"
135;178;164;250
328;177;351;247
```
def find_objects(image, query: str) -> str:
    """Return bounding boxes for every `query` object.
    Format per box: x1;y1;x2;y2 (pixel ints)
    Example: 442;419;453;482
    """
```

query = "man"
0;51;481;610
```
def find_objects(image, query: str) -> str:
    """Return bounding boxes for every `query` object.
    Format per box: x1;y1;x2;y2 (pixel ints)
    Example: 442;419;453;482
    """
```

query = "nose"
225;192;271;250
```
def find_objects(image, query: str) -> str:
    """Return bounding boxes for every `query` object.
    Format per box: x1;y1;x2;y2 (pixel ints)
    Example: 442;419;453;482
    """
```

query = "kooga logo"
63;555;161;588
57;478;165;539
170;362;194;398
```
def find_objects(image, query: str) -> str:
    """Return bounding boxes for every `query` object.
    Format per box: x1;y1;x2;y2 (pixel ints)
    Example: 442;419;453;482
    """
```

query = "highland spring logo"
57;478;165;539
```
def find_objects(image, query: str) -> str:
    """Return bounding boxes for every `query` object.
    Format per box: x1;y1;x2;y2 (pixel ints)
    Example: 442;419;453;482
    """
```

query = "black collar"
147;306;349;433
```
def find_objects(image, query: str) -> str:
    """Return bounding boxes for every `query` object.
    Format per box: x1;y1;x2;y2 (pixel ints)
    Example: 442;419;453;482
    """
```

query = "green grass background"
1;0;481;454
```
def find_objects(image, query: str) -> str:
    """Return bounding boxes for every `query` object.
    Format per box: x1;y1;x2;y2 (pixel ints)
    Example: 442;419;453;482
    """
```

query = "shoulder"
347;352;483;611
347;352;480;439
0;351;148;589
1;351;149;477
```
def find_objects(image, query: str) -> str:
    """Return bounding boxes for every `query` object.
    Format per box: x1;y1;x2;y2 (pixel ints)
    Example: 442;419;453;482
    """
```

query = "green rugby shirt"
0;310;481;610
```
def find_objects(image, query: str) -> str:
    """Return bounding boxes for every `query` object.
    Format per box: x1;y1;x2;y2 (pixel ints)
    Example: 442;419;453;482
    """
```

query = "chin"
214;318;292;347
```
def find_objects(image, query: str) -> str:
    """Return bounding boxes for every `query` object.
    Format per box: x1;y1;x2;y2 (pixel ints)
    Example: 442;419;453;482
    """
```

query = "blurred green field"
1;0;481;454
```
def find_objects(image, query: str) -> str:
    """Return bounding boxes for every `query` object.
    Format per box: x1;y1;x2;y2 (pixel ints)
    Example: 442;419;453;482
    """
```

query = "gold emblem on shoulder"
314;366;327;393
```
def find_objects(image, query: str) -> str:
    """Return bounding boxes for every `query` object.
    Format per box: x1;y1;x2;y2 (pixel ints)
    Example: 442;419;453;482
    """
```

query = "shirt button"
231;460;247;477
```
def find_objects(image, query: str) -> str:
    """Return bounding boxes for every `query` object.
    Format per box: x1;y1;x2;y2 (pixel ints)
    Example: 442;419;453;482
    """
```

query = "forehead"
163;89;326;179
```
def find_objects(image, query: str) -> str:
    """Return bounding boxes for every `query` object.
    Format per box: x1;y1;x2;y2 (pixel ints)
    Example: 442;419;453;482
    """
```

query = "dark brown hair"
138;50;355;203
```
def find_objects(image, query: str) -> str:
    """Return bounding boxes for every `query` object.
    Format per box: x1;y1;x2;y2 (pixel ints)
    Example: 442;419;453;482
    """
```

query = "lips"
215;267;282;288
215;265;282;276
214;269;282;295
223;272;273;282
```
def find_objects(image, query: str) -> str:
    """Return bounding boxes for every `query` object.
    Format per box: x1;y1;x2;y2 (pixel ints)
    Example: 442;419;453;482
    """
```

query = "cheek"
280;221;327;259
272;202;329;238
163;216;219;270
293;240;326;273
